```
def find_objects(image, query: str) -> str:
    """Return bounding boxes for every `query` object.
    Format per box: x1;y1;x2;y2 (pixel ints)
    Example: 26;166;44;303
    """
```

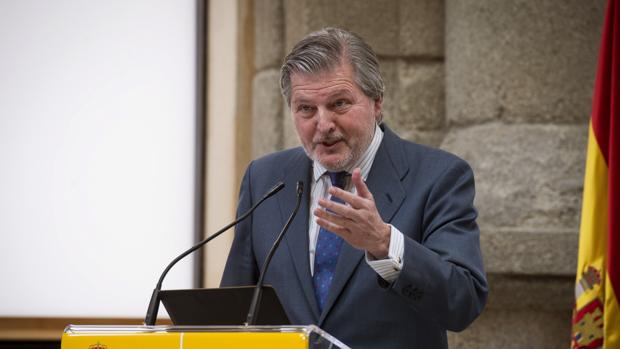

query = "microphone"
144;181;285;326
245;181;304;326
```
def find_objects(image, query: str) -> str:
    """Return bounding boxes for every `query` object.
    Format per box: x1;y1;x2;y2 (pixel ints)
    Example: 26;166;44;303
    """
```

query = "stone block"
254;0;284;70
282;0;306;56
481;229;578;275
397;61;445;130
379;58;399;124
441;123;587;230
399;0;444;57
449;274;575;348
395;129;446;148
448;308;571;349
446;0;604;125
484;274;574;311
382;59;446;146
252;69;284;158
284;0;400;56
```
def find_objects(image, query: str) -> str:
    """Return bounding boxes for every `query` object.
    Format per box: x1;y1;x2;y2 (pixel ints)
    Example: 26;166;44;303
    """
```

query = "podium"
61;324;351;349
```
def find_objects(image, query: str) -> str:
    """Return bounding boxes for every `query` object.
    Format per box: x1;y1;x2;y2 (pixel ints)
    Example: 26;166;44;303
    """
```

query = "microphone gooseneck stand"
144;181;285;326
245;181;304;326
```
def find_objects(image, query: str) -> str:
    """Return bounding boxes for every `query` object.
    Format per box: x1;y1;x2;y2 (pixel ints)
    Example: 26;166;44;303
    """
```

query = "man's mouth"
315;135;344;148
321;140;341;147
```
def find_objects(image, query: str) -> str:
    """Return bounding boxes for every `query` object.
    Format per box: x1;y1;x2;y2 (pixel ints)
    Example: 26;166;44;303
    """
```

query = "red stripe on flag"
591;0;620;303
608;0;620;315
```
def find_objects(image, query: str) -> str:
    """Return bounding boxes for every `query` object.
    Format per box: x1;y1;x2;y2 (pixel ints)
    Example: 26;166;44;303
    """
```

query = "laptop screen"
159;286;290;326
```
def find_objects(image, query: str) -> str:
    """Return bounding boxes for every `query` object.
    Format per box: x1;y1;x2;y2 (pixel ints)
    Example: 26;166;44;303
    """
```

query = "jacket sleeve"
388;159;488;332
220;162;260;287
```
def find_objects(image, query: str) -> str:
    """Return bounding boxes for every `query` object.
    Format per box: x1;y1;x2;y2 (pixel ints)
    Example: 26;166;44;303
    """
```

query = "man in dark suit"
221;27;488;348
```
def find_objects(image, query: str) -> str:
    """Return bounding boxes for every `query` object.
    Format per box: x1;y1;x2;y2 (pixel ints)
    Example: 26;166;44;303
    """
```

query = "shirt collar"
312;123;384;182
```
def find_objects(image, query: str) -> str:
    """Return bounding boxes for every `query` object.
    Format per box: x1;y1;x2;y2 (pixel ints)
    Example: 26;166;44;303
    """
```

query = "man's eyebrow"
292;89;354;103
328;89;354;98
291;96;311;105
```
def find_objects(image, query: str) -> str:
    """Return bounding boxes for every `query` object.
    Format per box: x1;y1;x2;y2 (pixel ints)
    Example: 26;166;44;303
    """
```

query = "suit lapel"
279;151;321;321
319;127;408;324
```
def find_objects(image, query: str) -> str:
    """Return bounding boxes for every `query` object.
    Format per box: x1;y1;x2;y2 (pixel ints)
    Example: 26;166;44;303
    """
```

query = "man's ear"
374;97;383;122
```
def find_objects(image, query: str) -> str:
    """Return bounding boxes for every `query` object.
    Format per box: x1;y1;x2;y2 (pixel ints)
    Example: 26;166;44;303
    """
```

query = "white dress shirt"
309;124;404;282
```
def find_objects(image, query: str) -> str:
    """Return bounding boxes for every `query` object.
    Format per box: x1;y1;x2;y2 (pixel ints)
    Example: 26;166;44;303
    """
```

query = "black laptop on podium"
159;285;290;326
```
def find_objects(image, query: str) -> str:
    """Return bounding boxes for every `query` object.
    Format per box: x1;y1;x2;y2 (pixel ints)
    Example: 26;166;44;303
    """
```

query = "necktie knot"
328;171;348;189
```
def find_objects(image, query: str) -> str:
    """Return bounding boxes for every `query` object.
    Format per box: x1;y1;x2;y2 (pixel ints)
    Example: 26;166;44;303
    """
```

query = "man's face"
289;63;382;171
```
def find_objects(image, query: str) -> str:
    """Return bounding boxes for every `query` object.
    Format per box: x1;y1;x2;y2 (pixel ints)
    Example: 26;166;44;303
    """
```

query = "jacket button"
411;288;423;300
402;285;423;300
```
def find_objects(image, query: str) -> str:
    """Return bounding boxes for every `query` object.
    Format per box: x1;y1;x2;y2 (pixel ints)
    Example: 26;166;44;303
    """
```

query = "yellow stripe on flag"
572;122;609;348
575;122;608;309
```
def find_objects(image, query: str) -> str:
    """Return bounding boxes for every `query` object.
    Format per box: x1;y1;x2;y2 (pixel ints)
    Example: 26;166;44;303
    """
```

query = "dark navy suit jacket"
221;124;488;348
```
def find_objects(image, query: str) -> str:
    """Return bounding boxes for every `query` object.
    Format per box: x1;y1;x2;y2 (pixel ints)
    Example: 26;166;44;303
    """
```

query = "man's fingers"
318;197;361;219
329;187;367;209
351;168;372;199
314;206;353;228
315;217;350;237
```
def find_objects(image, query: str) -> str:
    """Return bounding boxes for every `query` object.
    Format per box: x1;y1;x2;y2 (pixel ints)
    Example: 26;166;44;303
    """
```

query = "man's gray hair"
280;27;385;107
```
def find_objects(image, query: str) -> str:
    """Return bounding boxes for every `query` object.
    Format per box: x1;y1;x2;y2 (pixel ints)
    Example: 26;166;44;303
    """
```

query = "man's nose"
316;108;335;133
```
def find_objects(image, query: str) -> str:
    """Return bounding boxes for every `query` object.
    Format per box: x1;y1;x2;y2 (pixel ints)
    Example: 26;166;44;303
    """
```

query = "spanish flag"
571;0;620;348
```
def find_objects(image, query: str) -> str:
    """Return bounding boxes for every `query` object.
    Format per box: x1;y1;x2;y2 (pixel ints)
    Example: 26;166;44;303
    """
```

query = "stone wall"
243;0;606;347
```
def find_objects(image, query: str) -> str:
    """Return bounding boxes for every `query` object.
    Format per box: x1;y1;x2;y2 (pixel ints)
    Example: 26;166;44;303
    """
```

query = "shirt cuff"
365;224;404;283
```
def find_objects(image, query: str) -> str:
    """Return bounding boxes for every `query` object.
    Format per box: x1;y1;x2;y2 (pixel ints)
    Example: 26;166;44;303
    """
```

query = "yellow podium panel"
183;332;307;348
61;332;180;349
61;325;348;349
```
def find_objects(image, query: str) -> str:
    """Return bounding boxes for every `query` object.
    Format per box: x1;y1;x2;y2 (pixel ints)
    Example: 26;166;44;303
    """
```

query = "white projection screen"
0;0;199;318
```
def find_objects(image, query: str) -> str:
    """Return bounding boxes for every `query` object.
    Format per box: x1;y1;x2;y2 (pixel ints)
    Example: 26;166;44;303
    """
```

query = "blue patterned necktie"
313;171;347;312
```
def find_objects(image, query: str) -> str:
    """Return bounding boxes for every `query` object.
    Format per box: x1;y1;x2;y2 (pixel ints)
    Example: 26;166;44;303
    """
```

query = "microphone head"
296;181;304;195
267;181;285;197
